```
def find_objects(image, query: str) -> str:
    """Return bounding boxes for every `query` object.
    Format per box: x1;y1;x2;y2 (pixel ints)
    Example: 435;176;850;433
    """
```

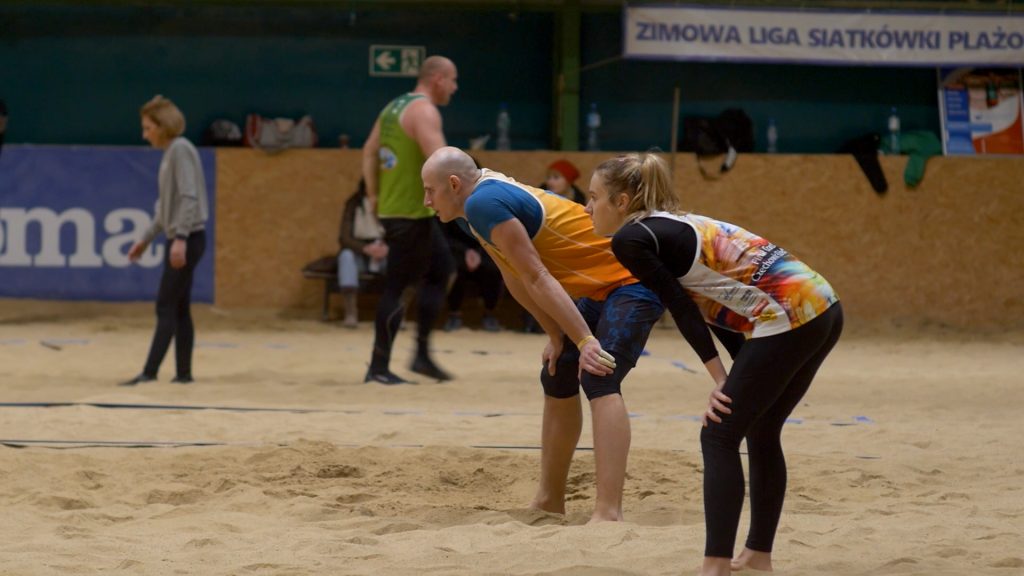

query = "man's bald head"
423;146;478;183
419;56;454;81
417;56;458;106
421;147;481;222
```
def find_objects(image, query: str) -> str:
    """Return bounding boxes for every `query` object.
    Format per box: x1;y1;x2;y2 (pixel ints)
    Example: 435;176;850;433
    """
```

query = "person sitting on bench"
338;180;388;327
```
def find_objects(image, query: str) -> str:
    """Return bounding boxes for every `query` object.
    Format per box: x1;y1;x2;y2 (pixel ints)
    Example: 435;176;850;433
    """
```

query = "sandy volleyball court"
1;301;1022;575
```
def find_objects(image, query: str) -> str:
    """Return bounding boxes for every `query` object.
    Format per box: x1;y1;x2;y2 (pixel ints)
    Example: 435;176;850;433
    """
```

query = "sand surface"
1;301;1022;575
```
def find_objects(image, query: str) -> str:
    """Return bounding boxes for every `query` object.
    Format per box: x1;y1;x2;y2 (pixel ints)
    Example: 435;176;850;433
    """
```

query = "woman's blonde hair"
594;153;679;218
139;95;185;140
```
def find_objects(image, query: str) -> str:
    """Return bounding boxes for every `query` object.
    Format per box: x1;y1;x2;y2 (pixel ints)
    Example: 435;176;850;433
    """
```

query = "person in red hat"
543;159;586;205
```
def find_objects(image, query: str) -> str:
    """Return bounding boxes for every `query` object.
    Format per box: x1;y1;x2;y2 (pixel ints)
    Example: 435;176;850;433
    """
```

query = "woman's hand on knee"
702;389;732;427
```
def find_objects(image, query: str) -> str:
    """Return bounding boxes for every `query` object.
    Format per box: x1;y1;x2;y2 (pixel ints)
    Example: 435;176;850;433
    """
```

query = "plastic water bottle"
887;107;901;155
496;103;511;151
586;102;601;151
766;118;778;153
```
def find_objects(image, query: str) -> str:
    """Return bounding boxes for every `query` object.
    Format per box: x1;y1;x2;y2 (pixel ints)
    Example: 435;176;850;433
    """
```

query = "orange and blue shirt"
463;169;636;301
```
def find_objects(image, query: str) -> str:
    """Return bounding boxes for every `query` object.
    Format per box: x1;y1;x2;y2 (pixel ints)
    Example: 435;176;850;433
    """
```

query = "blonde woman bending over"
587;153;843;576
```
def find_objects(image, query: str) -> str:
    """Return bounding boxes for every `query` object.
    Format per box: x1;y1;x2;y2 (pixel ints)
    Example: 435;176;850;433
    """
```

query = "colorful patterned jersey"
646;211;838;337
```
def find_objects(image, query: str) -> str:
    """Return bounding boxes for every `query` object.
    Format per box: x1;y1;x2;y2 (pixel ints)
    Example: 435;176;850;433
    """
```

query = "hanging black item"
838;132;888;196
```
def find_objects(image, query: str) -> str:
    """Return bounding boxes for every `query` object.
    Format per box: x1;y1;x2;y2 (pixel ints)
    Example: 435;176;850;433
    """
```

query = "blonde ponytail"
595;152;680;219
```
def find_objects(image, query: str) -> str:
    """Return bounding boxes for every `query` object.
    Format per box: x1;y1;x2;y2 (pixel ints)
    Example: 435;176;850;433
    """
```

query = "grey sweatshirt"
142;137;209;244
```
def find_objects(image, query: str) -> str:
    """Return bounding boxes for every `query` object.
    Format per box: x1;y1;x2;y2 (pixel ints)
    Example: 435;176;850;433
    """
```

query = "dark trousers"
369;218;453;372
447;252;503;312
142;232;206;378
701;302;844;558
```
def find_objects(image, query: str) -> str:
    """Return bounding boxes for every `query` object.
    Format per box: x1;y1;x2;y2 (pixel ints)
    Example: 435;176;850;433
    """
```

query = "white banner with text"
624;5;1024;67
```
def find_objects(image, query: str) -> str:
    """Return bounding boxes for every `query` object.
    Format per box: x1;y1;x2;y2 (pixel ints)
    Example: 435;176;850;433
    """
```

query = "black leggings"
142;232;206;378
701;302;844;558
369;218;453;372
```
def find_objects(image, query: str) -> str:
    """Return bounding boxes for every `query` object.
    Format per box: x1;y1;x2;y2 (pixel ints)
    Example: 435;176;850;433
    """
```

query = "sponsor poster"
938;67;1024;155
0;145;216;301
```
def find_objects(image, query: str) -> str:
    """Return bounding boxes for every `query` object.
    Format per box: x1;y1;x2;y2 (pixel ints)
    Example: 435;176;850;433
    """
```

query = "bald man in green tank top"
360;56;459;384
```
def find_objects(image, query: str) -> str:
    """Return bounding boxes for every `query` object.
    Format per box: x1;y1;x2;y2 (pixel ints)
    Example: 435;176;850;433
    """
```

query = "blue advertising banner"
938;68;1024;155
0;145;215;301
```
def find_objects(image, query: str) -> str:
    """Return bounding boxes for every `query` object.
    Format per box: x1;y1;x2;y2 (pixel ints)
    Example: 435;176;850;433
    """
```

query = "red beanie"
548;159;580;183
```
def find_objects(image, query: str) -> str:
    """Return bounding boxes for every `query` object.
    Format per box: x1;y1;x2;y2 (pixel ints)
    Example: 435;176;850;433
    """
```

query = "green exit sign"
369;45;426;77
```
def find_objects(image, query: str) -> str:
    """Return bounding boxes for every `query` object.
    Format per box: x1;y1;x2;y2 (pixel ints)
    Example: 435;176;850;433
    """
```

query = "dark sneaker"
443;315;463;332
409;357;453;382
364;369;412;385
481;314;502;333
118;373;156;387
171;375;194;384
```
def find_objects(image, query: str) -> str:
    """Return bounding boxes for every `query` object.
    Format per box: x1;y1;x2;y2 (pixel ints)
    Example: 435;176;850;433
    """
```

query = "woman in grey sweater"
121;95;209;386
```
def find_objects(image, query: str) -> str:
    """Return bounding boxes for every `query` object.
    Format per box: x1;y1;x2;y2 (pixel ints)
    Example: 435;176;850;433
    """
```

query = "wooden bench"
301;269;341;321
302;264;385;322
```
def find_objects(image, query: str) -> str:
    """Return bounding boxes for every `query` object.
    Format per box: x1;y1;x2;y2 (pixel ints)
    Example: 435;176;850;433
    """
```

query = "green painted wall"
1;4;554;150
1;3;962;152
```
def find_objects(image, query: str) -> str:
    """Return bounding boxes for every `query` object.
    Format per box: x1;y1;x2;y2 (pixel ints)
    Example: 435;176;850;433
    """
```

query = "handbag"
202;119;243;147
244;114;318;152
352;196;384;241
681;108;754;179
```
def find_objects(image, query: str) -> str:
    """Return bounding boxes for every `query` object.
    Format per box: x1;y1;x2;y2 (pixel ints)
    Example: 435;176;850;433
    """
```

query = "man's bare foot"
587;510;623;524
529;496;565;516
731;548;773;571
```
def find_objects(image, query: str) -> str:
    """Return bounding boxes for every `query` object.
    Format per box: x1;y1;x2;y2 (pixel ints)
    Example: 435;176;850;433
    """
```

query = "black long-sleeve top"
611;216;745;363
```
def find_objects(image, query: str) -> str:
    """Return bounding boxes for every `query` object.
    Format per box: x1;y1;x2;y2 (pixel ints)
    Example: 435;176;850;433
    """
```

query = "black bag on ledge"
681;108;754;179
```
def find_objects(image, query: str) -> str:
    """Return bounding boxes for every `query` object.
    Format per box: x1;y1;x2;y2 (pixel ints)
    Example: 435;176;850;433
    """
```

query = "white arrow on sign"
375;51;396;71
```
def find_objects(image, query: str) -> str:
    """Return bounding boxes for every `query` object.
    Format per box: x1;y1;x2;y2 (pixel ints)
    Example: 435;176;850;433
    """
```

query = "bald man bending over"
421;147;664;522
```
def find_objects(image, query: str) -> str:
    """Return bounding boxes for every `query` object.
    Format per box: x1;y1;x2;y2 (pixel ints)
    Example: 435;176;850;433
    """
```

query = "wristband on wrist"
576;334;596;349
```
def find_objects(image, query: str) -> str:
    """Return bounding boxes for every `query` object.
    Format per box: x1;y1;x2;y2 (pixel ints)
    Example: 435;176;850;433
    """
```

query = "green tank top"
377;93;434;219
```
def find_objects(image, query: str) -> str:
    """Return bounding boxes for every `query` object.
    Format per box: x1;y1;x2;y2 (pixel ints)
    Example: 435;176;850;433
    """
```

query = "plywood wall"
214;148;363;309
216;149;1024;330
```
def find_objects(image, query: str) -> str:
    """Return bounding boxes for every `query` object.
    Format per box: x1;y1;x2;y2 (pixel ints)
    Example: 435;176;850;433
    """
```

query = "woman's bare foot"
699;557;731;576
730;548;773;571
